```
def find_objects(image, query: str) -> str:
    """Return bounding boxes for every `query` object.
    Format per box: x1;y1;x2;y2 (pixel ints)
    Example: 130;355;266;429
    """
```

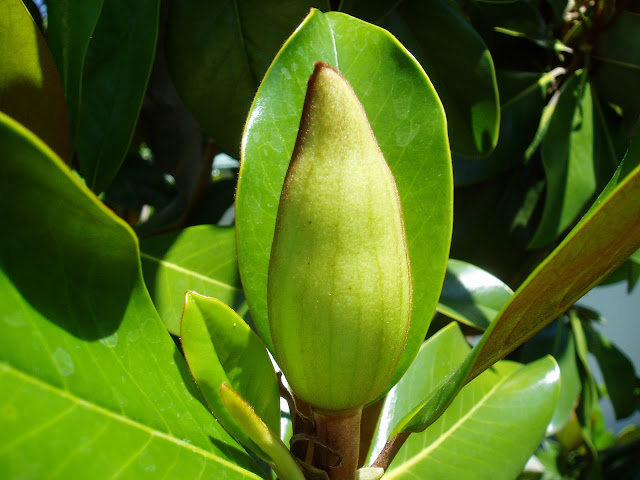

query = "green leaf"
166;0;329;158
569;312;598;450
181;293;280;458
453;69;552;185
220;383;304;480
46;0;103;158
395;121;640;434
529;72;603;248
236;10;453;392
593;12;640;120
584;321;637;419
520;320;581;433
0;111;261;478
469;122;640;380
77;0;160;193
371;323;559;480
0;0;69;158
140;225;242;335
437;259;513;330
380;0;500;157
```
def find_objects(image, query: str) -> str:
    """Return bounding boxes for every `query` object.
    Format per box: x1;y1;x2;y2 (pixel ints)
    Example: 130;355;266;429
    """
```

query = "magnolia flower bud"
268;62;412;413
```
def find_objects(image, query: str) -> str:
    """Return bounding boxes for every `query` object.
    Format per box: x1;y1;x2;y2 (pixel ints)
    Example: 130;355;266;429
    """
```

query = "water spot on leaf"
4;311;25;327
52;348;74;376
395;121;421;147
99;332;118;348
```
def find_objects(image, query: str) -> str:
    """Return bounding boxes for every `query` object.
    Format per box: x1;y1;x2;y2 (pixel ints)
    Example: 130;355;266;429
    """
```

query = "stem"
370;432;410;470
312;408;363;480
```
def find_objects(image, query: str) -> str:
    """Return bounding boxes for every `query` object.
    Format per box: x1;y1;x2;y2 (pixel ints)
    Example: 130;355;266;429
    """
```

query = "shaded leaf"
584;321;637;419
380;0;499;157
181;293;280;458
593;11;640;120
166;0;329;157
529;72;602;248
236;10;452;393
46;0;103;157
371;323;559;480
77;0;160;193
0;111;261;478
0;0;69;158
453;69;552;185
140;225;242;335
437;259;513;330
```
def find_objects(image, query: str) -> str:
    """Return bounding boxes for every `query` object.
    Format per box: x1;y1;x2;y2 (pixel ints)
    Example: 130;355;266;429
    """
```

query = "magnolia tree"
1;1;639;479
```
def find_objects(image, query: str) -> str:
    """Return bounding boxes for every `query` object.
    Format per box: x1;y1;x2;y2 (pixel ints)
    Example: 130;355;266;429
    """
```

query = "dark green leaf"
0;0;69;158
380;0;500;157
437;259;513;330
77;0;160;193
140;225;242;335
529;72;604;248
453;69;551;185
469;123;640;379
181;293;280;458
166;0;329;157
236;10;453;393
397;122;640;433
371;323;559;479
584;322;637;419
0;111;261;478
46;0;103;158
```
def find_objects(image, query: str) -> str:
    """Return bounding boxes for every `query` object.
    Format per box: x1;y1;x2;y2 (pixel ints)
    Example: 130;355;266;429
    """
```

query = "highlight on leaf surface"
220;383;305;480
267;62;413;413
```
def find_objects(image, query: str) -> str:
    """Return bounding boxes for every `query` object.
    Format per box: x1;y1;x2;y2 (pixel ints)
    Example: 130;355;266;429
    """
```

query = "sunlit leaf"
236;10;452;393
0;111;261;478
181;293;280;458
380;0;499;157
370;323;559;480
437;259;513;330
140;225;242;335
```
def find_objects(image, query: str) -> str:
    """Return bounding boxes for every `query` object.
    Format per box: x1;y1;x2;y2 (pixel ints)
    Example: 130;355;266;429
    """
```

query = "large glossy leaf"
380;0;499;157
0;0;69;158
236;10;453;391
77;0;160;193
46;0;103;158
529;72;617;248
469;122;640;380
181;293;280;459
437;259;513;330
0;112;261;479
519;320;581;433
370;323;559;480
393;121;640;434
166;0;329;158
140;225;242;335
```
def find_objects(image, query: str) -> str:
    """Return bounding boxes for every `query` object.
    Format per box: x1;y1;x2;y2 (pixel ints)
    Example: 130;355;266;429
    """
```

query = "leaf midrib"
384;372;508;479
0;362;261;478
140;252;240;291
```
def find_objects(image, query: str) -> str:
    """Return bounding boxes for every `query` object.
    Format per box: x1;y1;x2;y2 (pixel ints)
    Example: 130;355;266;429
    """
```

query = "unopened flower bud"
268;62;412;412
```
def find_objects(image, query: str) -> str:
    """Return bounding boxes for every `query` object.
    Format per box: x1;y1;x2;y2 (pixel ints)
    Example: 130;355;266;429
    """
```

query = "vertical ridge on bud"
268;62;412;413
